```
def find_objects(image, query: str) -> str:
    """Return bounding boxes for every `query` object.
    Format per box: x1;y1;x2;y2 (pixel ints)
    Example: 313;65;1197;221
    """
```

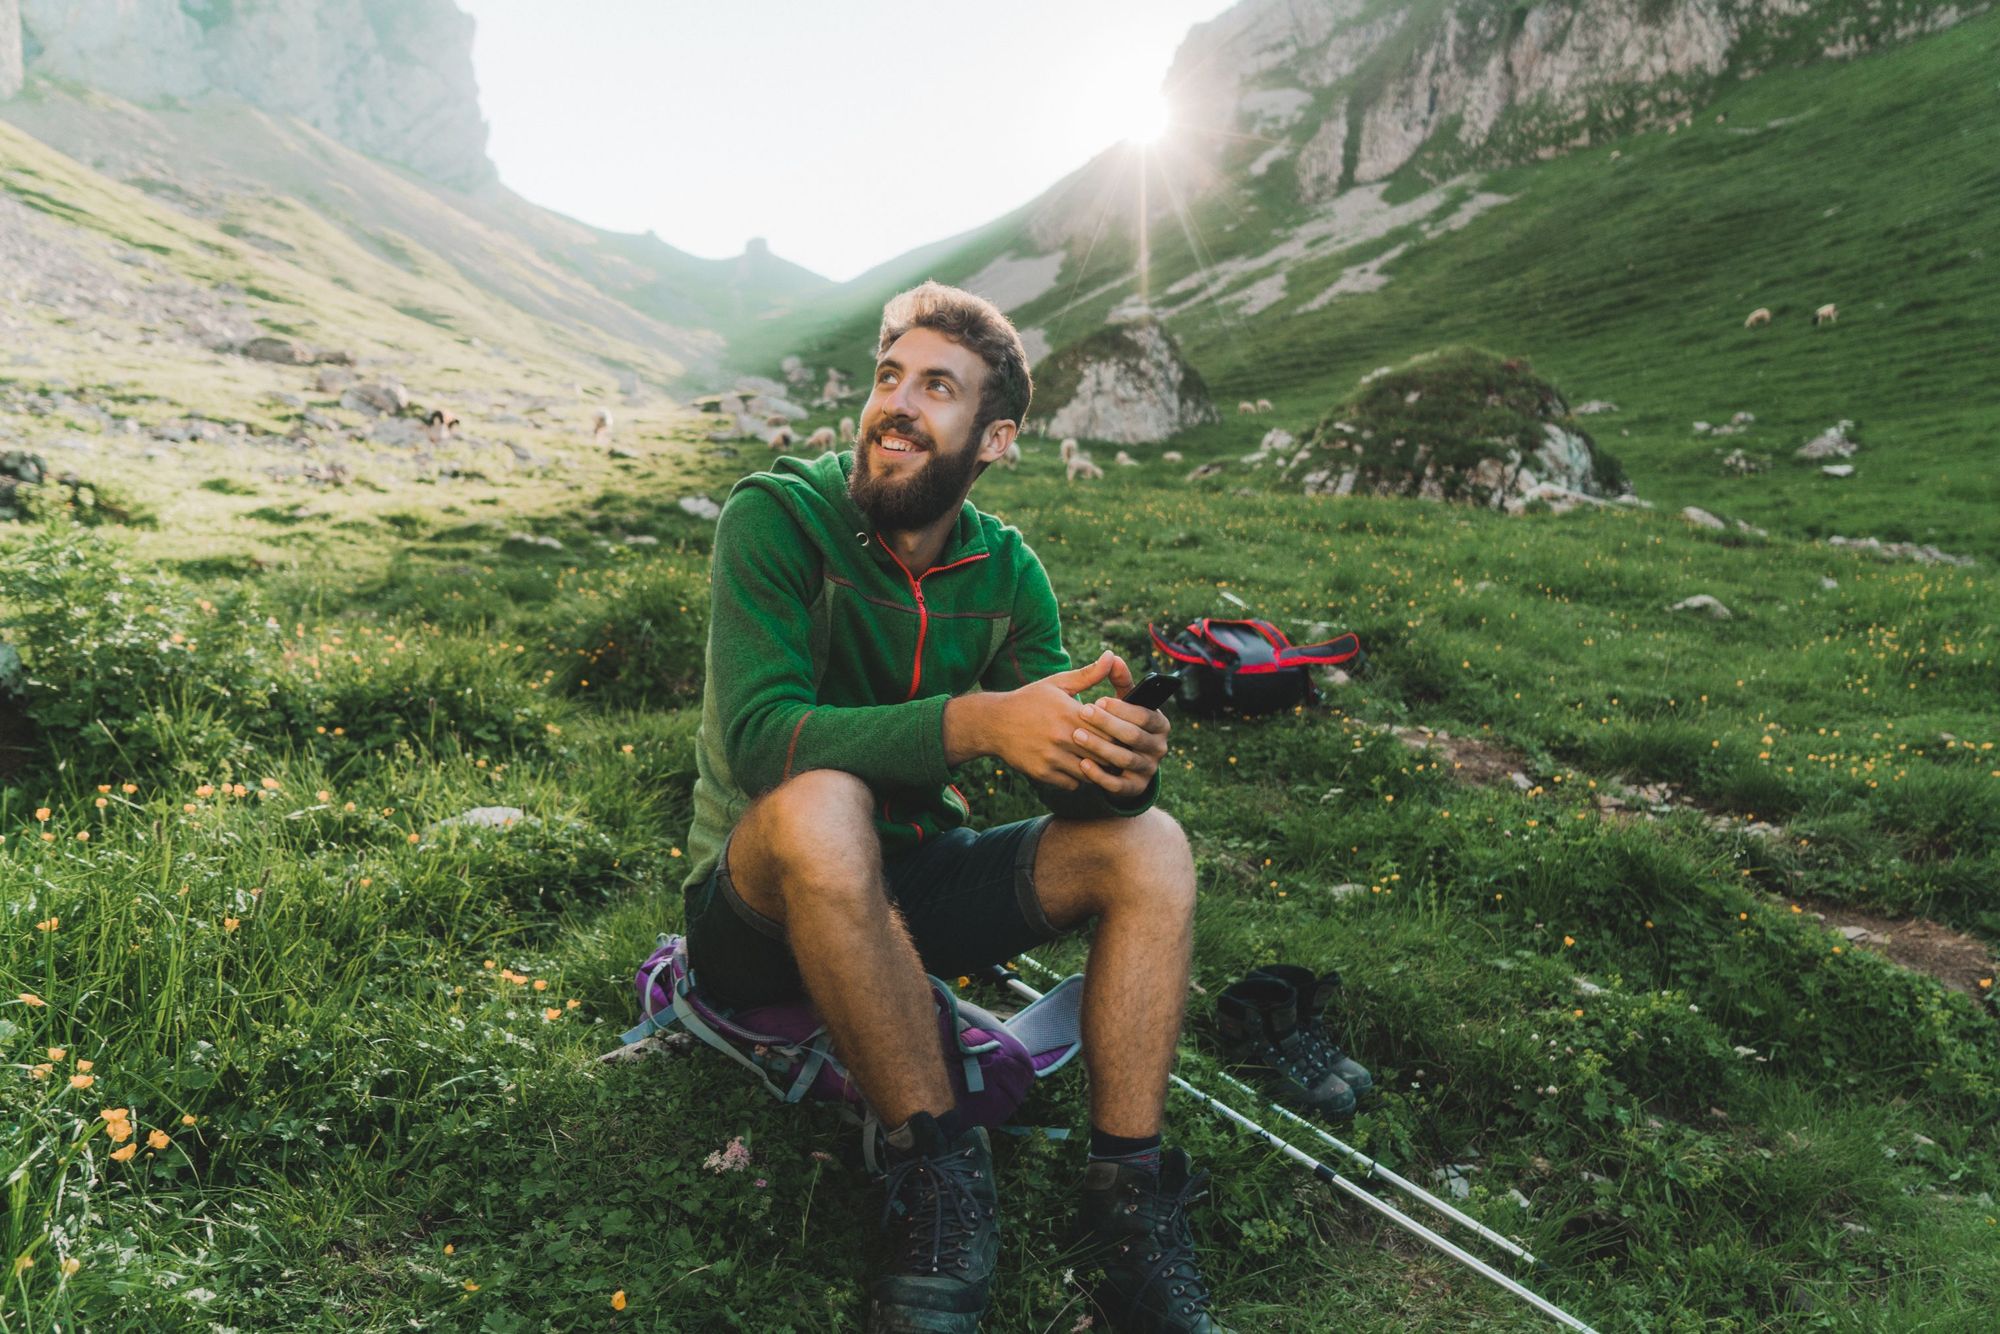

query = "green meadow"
5;7;2000;1332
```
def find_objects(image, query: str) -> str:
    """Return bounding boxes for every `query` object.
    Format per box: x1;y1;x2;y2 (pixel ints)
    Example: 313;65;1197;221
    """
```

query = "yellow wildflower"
148;1129;170;1151
612;1291;627;1311
109;1142;137;1162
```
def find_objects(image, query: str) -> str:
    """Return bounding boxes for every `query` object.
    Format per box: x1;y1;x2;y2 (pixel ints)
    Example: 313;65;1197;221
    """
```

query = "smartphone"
1120;672;1182;711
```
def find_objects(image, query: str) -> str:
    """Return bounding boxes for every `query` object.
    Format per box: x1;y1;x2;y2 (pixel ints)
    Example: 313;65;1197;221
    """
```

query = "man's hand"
975;651;1169;796
1066;652;1170;798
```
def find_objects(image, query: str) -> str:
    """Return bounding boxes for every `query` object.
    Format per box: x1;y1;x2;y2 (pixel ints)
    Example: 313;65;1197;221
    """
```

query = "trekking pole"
988;962;1603;1334
1006;956;1543;1267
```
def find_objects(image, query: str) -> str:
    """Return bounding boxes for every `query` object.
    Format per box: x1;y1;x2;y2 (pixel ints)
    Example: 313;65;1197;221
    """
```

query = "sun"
1123;92;1172;146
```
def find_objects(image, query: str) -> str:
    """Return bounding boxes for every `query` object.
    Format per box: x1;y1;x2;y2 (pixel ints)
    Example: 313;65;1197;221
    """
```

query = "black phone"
1120;672;1182;711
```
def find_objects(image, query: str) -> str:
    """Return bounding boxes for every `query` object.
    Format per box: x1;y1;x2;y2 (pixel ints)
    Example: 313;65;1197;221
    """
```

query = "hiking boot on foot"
866;1113;1001;1334
1248;964;1375;1108
1071;1148;1233;1333
1215;973;1357;1120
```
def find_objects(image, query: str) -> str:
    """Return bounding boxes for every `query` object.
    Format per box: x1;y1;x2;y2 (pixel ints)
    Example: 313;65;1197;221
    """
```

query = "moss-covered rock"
1033;311;1220;444
1280;346;1634;512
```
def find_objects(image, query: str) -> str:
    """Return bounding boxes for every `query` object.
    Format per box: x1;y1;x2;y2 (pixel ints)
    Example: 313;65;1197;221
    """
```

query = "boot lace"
1112;1168;1216;1323
880;1141;991;1277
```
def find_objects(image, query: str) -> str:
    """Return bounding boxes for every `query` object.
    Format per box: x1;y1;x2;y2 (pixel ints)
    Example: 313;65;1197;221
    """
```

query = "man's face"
848;327;997;532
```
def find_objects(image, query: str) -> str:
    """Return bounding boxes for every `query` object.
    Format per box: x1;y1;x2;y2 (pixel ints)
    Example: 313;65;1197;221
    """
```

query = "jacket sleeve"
709;486;952;796
980;542;1158;820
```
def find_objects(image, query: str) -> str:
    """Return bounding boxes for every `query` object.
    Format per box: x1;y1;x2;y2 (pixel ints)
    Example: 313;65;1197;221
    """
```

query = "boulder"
315;366;357;394
1282;347;1633;513
1680;506;1726;530
237;335;312;365
1034;311;1221;444
1796;420;1859;460
1670;595;1733;620
1821;464;1855;478
340;381;408;417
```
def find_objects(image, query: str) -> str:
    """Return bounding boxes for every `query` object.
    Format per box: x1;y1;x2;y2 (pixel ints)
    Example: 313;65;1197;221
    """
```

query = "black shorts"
684;815;1064;1010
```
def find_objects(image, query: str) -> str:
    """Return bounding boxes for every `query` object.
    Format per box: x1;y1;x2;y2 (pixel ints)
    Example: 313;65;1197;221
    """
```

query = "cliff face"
11;0;491;186
1158;0;1988;204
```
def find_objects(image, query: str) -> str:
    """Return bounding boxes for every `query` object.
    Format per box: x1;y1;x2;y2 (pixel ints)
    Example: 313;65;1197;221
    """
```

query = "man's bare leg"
724;769;954;1127
1031;808;1197;1138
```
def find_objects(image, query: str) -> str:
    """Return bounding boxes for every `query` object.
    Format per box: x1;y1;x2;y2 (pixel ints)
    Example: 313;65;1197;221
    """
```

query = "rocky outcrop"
11;0;492;186
1032;310;1220;444
1281;346;1634;513
1155;0;1991;202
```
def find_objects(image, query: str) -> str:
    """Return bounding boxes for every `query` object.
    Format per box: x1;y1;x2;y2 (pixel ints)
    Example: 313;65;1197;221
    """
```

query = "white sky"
460;0;1236;282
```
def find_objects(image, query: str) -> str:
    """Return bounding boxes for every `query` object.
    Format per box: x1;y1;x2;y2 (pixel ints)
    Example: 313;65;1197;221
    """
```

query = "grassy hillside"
3;9;1997;1331
758;8;2000;561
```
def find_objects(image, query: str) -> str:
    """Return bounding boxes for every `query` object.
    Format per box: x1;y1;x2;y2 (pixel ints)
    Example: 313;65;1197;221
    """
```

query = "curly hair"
877;281;1033;443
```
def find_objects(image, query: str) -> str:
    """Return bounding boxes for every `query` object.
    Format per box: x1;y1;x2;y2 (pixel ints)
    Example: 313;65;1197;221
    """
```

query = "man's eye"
929;379;950;393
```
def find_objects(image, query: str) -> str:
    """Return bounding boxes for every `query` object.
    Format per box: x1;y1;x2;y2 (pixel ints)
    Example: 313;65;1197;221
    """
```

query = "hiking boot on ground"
1248;964;1375;1108
1214;973;1357;1120
866;1112;1001;1333
1070;1148;1234;1333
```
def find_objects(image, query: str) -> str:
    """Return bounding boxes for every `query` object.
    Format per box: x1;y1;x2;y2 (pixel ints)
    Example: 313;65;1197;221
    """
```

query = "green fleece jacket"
681;449;1157;891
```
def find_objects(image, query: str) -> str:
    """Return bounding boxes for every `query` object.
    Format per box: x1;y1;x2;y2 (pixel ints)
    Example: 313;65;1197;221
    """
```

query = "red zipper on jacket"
877;542;989;699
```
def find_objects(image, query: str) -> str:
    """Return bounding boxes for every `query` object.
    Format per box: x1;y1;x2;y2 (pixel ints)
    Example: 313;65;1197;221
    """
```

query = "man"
680;281;1229;1333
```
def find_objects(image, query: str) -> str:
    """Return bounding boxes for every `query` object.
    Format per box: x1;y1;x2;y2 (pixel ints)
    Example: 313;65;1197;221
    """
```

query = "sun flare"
1124;93;1173;146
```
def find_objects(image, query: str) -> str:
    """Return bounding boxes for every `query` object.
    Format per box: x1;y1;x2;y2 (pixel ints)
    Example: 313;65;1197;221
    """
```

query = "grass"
4;9;2000;1330
3;426;1996;1328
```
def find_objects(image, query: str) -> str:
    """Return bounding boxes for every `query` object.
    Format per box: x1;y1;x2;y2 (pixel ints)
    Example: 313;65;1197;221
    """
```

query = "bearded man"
680;281;1229;1333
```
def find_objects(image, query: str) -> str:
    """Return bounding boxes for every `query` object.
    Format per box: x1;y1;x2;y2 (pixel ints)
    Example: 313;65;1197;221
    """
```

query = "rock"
1186;462;1226;481
1328;883;1367;900
1670;595;1733;620
623;534;660;546
237;335;311;364
1825;536;1973;567
1821;464;1855;478
340;382;408;416
1035;311;1221;444
314;367;356;394
677;495;722;521
1573;977;1606;997
1796;420;1859;459
266;392;304;409
370;418;421;447
431;806;532;831
1819;577;1839;590
1693;421;1713;435
608;446;639;460
18;0;495;188
1508;772;1533;791
1283;348;1631;513
1720;449;1765;475
1838;925;1872;942
504;532;563;551
1571;400;1618;415
1680;506;1727;530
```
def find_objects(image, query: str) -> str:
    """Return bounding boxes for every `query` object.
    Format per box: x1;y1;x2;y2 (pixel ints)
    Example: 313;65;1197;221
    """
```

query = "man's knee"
1042;806;1195;920
730;769;881;917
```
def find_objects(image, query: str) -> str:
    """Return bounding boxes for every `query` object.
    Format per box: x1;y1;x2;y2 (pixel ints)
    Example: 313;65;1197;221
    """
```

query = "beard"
847;415;984;531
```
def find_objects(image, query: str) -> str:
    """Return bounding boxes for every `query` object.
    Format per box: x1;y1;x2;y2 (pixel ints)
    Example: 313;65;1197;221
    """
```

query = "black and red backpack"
1147;618;1363;716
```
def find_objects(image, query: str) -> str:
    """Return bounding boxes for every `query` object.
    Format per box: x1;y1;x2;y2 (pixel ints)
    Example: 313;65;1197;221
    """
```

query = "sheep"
1744;308;1772;329
1059;437;1103;481
1236;401;1256;415
1814;303;1838;326
1114;450;1140;467
838;416;856;443
767;426;795;452
424;408;460;445
1162;450;1183;464
591;408;613;447
764;412;790;427
1255;398;1273;413
804;426;837;452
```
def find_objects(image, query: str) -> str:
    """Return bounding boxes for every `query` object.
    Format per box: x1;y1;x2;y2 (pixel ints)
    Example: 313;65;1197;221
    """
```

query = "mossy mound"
1281;347;1632;510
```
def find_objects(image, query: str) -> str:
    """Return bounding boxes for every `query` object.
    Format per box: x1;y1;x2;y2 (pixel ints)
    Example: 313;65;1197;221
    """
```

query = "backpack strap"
618;935;683;1046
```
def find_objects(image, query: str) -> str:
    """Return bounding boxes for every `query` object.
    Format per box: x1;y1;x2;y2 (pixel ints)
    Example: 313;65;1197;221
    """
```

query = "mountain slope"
744;0;2000;557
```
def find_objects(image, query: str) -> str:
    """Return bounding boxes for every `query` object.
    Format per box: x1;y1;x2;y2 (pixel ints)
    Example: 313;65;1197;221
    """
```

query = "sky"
459;0;1237;283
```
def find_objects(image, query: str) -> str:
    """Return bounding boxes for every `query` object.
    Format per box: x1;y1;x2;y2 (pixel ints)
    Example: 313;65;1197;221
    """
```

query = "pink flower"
702;1136;752;1174
810;1150;834;1163
753;1177;768;1188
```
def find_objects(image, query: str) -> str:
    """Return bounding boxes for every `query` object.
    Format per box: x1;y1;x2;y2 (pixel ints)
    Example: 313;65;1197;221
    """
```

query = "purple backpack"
620;935;1083;1151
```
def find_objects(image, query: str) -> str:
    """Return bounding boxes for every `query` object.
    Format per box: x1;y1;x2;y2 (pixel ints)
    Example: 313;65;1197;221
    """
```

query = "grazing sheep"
764;412;790;428
767;426;795;452
1744;308;1772;329
1236;401;1256;415
997;440;1021;469
1059;437;1103;481
1114;450;1140;467
425;409;460;445
1162;450;1183;464
1255;398;1273;413
1814;303;1838;326
839;416;856;442
591;408;613;446
805;426;837;452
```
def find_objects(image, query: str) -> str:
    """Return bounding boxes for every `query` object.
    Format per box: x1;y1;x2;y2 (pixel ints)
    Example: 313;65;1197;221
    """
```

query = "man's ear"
978;418;1017;464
